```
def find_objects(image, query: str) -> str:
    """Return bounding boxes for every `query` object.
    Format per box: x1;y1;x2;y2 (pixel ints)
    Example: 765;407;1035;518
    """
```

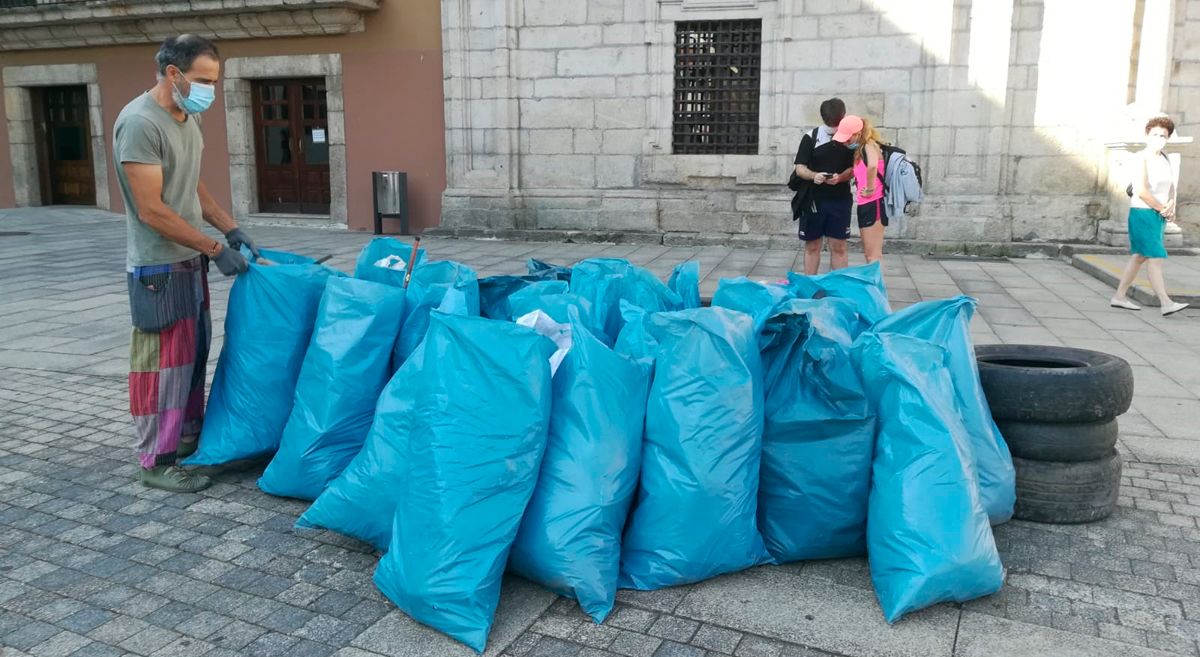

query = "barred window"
673;19;762;155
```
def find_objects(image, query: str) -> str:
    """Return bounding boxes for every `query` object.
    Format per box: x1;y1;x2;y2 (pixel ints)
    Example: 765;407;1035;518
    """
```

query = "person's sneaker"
177;438;198;459
1162;301;1190;317
1110;297;1141;311
139;466;211;493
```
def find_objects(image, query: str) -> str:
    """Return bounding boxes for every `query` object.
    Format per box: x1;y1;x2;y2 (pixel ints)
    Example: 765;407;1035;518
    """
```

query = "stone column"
1101;134;1192;248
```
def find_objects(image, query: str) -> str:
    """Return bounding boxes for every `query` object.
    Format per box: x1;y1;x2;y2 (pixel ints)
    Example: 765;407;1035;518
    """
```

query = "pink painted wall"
341;49;446;232
0;0;446;231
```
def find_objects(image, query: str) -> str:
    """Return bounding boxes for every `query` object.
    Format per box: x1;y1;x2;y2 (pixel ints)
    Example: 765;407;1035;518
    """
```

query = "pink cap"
832;115;864;143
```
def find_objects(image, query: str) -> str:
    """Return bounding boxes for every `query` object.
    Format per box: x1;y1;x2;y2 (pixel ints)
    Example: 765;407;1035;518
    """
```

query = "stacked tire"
975;345;1133;524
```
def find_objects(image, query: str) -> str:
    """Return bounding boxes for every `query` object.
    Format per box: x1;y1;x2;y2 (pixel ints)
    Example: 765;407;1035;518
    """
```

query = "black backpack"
786;128;821;192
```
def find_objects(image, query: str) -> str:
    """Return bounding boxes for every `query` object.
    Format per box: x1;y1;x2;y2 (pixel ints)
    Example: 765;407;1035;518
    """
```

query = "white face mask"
1147;135;1168;152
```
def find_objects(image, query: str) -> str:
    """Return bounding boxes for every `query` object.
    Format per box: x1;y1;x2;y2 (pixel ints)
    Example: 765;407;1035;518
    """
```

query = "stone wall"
440;0;1161;245
1168;0;1200;244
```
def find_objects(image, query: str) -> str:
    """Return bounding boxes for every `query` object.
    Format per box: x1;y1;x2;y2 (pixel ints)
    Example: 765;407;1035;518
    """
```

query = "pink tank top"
853;153;885;203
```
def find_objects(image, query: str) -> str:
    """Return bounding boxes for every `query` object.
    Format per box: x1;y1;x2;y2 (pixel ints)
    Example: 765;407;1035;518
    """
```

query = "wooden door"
252;79;331;215
39;86;95;206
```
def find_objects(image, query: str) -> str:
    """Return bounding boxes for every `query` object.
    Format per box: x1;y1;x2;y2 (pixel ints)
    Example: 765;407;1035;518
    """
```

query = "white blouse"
1131;151;1173;209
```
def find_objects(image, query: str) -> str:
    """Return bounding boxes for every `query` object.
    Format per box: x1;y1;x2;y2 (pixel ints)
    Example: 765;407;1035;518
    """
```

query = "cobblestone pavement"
2;207;1199;657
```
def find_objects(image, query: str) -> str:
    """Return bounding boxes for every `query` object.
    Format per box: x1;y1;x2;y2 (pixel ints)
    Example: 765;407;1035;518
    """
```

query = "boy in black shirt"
793;98;855;274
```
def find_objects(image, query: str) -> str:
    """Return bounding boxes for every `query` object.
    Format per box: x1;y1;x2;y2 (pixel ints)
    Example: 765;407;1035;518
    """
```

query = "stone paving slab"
2;207;1200;657
1073;253;1200;306
955;612;1179;657
673;566;959;657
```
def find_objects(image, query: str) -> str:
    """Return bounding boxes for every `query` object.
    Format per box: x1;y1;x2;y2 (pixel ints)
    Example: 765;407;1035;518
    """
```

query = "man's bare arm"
197;180;238;234
794;163;822;180
124;163;221;254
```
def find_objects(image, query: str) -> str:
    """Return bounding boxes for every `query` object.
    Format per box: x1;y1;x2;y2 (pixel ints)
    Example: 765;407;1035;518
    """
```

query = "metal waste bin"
373;171;410;235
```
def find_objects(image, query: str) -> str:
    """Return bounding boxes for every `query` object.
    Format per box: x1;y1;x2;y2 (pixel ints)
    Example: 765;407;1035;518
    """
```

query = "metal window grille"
673;19;762;155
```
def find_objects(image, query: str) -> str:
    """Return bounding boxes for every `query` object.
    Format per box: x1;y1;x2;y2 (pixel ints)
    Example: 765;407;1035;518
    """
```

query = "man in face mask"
113;34;260;492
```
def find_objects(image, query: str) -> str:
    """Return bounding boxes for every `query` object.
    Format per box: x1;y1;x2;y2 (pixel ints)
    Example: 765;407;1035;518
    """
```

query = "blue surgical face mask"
171;70;215;114
847;142;860;151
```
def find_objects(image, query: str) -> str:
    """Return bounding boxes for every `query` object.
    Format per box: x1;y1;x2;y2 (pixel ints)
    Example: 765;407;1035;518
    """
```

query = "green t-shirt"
114;92;205;268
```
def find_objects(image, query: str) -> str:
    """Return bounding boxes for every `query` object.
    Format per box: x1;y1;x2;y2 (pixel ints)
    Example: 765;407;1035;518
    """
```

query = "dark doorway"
34;85;95;206
251;78;331;215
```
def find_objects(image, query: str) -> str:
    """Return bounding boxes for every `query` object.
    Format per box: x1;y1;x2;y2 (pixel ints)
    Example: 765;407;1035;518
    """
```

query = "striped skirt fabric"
128;257;211;469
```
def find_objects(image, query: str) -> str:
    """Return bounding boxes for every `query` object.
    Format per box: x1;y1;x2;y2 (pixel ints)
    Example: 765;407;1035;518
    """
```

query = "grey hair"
155;34;219;78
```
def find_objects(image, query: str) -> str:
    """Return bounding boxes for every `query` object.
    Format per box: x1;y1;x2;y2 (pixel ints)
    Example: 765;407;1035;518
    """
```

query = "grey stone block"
692;624;742;653
350;576;555;656
67;642;128;657
290;639;340;657
610;630;663;657
508;632;543;656
205;619;265;650
260;605;317;633
1146;630;1199;655
531;637;583;657
533;615;586;640
295;615;362;646
59;607;117;634
150;636;216;657
145;601;198;630
648;617;699;643
652;641;706;657
675;567;957;657
609;606;658;633
3;619;62;650
734;635;785;657
572;622;620;649
118;626;182;654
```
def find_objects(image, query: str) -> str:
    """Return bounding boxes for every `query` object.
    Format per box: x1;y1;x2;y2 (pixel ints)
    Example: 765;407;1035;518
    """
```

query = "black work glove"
224;227;261;259
213;246;249;276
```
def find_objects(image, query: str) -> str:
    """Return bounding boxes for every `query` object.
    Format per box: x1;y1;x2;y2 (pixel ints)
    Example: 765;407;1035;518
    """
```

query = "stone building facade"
438;0;1200;247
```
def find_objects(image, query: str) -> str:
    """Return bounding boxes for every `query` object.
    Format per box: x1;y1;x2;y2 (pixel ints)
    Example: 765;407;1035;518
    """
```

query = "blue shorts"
1128;207;1168;259
799;198;853;242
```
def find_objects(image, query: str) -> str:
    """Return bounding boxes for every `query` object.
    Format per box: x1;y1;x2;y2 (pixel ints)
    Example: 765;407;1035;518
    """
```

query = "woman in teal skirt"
1111;116;1190;317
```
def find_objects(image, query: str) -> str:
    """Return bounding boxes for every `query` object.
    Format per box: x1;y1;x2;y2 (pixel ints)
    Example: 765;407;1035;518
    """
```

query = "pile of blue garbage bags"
184;238;1015;652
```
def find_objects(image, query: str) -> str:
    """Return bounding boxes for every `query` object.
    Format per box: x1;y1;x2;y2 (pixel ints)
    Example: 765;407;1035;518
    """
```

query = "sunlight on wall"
1135;0;1173;110
967;0;1014;107
1036;0;1136;137
867;0;953;63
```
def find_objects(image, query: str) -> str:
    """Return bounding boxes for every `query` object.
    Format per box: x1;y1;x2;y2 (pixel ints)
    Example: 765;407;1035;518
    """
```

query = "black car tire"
975;344;1133;423
996;418;1119;463
1012;451;1122;524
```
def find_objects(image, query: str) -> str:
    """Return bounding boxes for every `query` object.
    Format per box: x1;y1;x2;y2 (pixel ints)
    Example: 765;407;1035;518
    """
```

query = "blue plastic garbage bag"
186;250;341;466
787;262;891;333
758;298;875;562
570;259;685;343
354;237;425;288
509;308;651;623
258;277;406;501
668;261;701;309
478;273;557;320
393;260;479;364
508;284;597;332
872;296;1015;524
618;306;770;589
528;258;573;281
712;278;797;333
297;301;473;550
853;332;1004;623
373;313;555;653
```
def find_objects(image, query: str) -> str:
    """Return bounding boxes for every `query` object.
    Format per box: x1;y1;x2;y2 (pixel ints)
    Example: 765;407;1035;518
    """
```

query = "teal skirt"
1128;207;1168;259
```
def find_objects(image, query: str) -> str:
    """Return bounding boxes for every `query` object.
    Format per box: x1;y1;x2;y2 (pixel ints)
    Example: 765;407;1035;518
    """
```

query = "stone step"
1071;252;1200;306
